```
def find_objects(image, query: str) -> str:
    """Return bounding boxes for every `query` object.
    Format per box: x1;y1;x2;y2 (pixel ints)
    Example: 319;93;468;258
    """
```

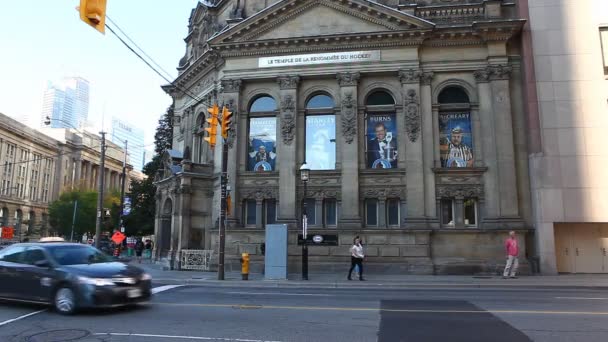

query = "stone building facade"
156;0;533;274
0;113;133;241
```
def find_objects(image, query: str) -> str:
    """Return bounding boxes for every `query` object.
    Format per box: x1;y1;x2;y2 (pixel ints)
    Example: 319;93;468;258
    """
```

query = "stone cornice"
472;20;526;42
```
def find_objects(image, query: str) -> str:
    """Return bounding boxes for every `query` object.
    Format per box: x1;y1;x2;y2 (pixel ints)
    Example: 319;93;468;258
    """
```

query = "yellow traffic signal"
79;0;107;34
204;104;220;149
221;106;232;139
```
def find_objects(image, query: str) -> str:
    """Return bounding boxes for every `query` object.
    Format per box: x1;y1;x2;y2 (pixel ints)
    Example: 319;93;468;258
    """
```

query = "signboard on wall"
259;51;381;68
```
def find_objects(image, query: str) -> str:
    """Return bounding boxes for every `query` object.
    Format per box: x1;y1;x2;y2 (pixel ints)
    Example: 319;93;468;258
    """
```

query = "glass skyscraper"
110;117;145;171
40;77;89;129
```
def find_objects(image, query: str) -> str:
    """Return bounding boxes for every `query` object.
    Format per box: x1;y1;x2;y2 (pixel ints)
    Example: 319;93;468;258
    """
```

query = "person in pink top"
503;231;519;279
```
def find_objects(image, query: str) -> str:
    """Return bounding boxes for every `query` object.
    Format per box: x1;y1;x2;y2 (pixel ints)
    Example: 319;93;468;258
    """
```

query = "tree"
123;104;173;236
48;190;121;240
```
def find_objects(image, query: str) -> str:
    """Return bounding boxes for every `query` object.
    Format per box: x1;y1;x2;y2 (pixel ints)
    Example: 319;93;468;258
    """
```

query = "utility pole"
119;140;128;229
218;105;232;281
70;200;78;242
95;131;106;249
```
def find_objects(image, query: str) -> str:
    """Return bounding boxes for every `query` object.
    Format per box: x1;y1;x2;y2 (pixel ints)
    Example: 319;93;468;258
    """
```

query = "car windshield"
47;245;112;265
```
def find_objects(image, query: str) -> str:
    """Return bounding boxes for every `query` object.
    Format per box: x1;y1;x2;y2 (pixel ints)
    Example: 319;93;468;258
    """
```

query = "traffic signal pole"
119;140;127;229
95;131;106;249
218;138;228;281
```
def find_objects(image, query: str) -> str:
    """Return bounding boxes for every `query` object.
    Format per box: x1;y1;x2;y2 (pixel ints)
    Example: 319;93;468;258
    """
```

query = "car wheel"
54;286;77;315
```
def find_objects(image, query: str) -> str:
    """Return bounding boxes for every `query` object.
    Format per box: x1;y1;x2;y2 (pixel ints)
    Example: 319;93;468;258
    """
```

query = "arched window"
306;94;334;109
366;90;395;106
365;90;398;169
438;86;470;104
437;85;474;169
249;96;277;112
0;207;8;227
305;93;336;170
247;95;277;172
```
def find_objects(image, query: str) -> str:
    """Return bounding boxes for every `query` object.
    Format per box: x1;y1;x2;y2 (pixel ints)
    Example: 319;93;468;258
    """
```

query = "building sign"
306;115;336;170
248;117;277;171
297;234;338;246
259;51;381;68
366;113;398;169
439;112;474;168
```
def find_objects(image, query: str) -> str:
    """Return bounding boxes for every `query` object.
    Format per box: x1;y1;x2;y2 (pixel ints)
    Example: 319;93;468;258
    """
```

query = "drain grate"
26;329;90;342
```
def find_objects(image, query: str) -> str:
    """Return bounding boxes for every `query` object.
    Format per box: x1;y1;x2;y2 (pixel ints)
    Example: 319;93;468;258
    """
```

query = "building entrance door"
554;223;606;273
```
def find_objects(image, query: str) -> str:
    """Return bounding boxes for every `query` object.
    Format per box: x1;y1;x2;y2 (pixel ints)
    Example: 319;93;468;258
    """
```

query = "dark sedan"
0;242;152;314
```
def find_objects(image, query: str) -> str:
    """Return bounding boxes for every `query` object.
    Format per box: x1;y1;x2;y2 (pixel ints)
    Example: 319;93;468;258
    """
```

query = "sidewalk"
130;261;608;290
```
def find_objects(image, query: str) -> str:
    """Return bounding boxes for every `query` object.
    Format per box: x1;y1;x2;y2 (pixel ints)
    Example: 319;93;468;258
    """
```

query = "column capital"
336;72;360;87
474;64;512;83
474;68;491;83
220;79;242;93
420;72;434;86
398;69;421;84
277;75;300;90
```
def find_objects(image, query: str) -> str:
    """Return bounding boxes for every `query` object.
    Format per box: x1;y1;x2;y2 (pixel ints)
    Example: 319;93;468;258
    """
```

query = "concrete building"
40;77;90;129
518;0;608;274
110;117;145;171
0;112;133;241
155;0;533;274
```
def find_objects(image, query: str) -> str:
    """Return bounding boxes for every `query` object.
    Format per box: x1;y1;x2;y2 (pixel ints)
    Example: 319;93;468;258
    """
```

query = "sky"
0;0;199;146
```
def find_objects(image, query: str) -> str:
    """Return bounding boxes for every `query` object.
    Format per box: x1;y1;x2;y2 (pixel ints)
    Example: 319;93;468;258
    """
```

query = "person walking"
134;238;145;264
503;231;519;279
348;236;365;281
144;239;153;260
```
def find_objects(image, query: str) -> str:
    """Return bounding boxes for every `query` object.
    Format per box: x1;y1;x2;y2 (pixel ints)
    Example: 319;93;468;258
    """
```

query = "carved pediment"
209;0;434;46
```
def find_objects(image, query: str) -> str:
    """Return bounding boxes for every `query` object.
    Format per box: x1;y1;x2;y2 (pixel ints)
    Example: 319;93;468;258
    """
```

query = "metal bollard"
241;253;250;280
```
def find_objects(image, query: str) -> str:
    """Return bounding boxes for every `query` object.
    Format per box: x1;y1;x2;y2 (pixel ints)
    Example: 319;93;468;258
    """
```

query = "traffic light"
79;0;107;34
221;106;233;139
204;104;220;149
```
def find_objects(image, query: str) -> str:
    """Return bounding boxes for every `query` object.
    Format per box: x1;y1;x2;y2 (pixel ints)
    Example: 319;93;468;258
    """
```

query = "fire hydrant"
240;253;250;280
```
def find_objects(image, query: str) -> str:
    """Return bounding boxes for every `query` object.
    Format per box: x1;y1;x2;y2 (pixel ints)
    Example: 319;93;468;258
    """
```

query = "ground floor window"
304;198;316;225
464;198;477;227
245;200;256;226
441;199;454;226
387;199;400;226
324;199;337;227
365;199;378;226
265;199;277;225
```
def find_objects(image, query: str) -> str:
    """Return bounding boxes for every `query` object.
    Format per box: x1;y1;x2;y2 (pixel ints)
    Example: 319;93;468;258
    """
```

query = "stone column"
255;199;263;229
178;161;192;251
378;197;387;228
470;105;484;167
432;105;441;168
220;79;242;228
105;168;111;191
73;158;82;189
337;72;361;228
86;162;93;189
489;65;519;218
398;70;425;227
276;75;300;226
420;72;437;221
474;68;500;221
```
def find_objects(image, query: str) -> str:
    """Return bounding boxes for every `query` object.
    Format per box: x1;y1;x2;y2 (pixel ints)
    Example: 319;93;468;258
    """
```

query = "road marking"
151;302;608;316
0;309;47;327
227;291;331;297
93;332;282;342
152;285;184;294
555;297;608;300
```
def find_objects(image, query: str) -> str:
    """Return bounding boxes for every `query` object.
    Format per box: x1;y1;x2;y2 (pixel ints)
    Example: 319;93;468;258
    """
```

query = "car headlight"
77;276;114;286
140;273;152;281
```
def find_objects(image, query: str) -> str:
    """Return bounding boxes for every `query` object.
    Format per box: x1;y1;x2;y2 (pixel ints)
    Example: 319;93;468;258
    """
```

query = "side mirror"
34;260;51;268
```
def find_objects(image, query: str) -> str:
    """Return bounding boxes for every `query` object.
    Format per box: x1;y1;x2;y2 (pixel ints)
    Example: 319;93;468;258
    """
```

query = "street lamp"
300;162;310;280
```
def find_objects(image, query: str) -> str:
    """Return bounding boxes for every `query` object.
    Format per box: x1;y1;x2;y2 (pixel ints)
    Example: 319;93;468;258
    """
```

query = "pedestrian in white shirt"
348;237;365;281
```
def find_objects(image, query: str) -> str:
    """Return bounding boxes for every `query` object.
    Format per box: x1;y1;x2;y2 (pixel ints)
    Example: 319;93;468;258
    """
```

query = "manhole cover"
27;329;90;342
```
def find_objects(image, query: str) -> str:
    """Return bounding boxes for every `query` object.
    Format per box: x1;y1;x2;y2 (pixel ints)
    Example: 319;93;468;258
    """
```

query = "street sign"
123;197;131;216
111;231;126;244
302;215;308;239
312;235;324;243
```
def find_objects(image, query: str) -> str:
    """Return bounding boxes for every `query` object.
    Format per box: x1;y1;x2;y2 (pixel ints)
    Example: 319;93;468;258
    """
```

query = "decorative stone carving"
436;185;484;199
420;72;434;86
280;95;296;145
277;75;300;89
361;187;404;200
404;89;420;142
242;188;277;201
220;79;242;93
303;188;340;200
341;92;357;144
398;69;421;84
336;72;360;87
473;68;491;83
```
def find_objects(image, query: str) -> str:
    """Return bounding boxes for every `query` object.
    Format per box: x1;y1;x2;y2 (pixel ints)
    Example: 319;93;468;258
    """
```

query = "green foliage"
48;190;121;240
123;104;173;236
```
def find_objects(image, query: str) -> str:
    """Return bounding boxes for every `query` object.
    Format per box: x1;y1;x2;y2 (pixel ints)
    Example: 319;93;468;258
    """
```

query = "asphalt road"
1;283;608;342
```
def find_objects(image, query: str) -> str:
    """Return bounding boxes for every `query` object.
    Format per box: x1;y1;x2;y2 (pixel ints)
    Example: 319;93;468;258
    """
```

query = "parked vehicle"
0;242;152;314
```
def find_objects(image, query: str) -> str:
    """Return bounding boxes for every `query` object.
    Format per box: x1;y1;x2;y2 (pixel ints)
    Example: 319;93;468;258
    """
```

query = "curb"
149;278;608;290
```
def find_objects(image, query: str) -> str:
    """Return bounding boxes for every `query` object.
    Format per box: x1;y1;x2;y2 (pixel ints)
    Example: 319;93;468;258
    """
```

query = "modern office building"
40;77;90;129
110;117;145;171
